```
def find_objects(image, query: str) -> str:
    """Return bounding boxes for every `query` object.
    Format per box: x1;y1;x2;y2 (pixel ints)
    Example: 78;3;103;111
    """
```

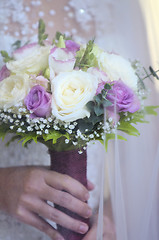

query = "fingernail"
87;180;95;189
86;208;92;218
85;192;90;201
79;223;88;234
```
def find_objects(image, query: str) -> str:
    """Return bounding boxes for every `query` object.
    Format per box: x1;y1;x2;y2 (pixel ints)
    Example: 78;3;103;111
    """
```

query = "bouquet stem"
49;148;89;240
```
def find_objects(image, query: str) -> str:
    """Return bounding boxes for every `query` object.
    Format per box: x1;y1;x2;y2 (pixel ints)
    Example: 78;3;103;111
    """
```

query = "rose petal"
13;43;38;60
49;47;76;75
65;40;80;53
0;65;10;81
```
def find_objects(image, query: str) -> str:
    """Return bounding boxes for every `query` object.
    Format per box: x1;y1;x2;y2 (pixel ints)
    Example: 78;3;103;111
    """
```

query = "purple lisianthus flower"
0;65;10;81
49;47;76;75
24;85;51;118
107;80;140;113
65;40;80;53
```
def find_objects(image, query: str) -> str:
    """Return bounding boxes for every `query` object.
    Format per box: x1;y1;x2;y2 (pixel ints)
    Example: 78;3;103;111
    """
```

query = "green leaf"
0;124;10;140
104;83;111;90
18;135;38;147
102;99;112;108
94;94;103;104
77;119;94;133
38;19;48;46
5;135;21;146
149;66;159;80
55;32;72;41
75;39;98;70
86;101;95;112
88;113;103;125
94;104;104;116
100;133;127;152
117;121;140;136
144;106;159;116
0;50;13;63
56;35;66;48
12;40;22;50
43;130;69;144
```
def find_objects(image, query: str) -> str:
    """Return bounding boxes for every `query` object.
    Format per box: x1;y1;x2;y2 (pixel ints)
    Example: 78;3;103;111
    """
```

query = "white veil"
96;0;159;239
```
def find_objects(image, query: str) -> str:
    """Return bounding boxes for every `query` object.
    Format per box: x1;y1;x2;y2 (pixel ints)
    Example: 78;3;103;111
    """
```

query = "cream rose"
0;74;31;109
93;47;138;90
7;44;50;74
51;70;98;122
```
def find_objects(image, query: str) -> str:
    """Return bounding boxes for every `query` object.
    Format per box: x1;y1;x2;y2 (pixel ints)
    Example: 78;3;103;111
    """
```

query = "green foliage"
52;32;72;46
18;135;38;147
149;66;159;80
5;135;21;147
55;32;72;41
12;40;30;50
100;133;127;152
0;50;13;62
56;35;66;48
38;19;48;46
12;40;22;50
117;121;140;136
86;83;112;120
43;130;69;144
75;40;98;70
136;72;146;90
77;118;94;133
144;105;159;116
0;124;10;140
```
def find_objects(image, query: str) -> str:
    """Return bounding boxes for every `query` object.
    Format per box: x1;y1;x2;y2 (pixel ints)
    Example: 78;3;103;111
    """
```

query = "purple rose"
65;40;80;53
24;85;51;118
107;80;140;113
0;65;10;81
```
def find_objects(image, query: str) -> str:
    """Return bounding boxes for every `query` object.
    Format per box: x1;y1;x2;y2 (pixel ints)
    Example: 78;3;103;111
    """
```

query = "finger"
15;206;64;240
29;199;89;235
82;225;97;240
45;171;90;201
42;185;92;218
87;180;95;191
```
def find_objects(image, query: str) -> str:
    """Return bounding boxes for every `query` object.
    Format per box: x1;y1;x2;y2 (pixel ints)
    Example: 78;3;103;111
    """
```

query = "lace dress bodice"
0;0;159;240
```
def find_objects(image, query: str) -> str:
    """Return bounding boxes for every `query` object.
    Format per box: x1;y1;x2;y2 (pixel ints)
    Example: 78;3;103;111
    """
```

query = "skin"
0;166;93;240
83;200;116;240
0;166;115;240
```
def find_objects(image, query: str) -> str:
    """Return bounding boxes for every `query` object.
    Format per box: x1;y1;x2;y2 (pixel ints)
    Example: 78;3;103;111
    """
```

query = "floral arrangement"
0;19;158;152
0;19;159;240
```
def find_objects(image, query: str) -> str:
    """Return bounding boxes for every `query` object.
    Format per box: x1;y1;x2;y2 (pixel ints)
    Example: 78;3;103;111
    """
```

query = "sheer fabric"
0;1;108;239
0;0;159;239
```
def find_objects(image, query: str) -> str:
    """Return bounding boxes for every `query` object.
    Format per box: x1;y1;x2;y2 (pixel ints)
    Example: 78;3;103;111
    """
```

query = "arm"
0;166;92;240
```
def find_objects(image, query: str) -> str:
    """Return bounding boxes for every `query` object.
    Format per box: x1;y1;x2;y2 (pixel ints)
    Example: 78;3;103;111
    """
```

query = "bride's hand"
83;196;116;240
0;166;92;240
83;214;116;240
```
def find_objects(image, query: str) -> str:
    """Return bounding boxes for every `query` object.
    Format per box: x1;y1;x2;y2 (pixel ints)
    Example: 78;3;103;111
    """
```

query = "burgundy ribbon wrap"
49;149;89;240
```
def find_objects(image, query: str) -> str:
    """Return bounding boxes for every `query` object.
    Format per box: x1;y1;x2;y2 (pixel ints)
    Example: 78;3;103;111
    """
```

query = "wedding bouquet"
0;20;158;240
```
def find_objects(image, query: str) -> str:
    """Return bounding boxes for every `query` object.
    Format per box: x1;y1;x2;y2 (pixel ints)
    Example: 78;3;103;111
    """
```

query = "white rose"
97;52;138;90
0;74;31;108
51;70;98;122
7;44;50;74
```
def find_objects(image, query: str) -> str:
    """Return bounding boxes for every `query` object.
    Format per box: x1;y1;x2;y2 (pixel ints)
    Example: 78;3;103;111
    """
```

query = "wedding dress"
0;0;159;240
